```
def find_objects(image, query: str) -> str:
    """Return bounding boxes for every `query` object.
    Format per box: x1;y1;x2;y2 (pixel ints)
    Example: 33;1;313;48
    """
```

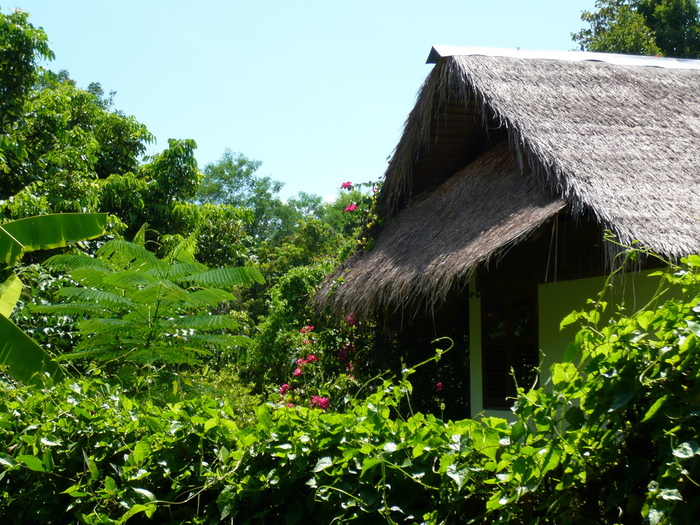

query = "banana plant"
0;213;107;385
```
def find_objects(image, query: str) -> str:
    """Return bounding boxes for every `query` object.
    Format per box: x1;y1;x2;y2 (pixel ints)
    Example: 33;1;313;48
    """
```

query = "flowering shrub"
310;395;330;410
275;320;365;411
336;179;382;250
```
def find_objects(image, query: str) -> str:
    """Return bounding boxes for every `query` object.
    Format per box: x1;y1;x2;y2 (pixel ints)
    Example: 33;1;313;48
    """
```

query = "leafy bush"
4;257;700;524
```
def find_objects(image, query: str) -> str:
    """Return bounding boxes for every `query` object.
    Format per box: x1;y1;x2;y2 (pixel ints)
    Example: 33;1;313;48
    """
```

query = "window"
481;289;539;410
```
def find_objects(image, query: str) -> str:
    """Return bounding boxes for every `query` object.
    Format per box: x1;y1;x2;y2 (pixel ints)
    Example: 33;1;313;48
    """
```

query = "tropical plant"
0;213;107;384
33;231;264;368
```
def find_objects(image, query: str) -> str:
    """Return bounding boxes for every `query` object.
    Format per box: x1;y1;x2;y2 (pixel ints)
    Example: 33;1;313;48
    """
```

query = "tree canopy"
573;0;700;57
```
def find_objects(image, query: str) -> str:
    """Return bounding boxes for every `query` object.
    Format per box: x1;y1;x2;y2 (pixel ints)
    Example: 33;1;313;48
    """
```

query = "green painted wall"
470;270;667;420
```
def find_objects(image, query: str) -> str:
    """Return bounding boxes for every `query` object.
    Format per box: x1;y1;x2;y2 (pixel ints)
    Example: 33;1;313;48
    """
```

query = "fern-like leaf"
187;288;236;306
168;261;208;281
102;270;158;289
173;314;241;331
68;266;111;289
97;240;167;273
130;280;189;308
30;302;112;317
56;287;135;310
44;253;107;271
183;267;265;288
186;333;252;348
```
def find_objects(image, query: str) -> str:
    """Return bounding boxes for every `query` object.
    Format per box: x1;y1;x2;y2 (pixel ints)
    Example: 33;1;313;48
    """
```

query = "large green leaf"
0;273;22;318
0;212;107;385
0;213;107;266
0;315;64;385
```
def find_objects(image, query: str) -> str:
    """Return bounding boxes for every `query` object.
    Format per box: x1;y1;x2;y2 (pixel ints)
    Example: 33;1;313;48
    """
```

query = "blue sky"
12;1;595;200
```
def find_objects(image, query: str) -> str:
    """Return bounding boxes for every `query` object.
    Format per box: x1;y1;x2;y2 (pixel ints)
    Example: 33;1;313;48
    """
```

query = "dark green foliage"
0;8;53;194
0;9;53;132
0;376;261;524
574;0;700;58
12;263;82;355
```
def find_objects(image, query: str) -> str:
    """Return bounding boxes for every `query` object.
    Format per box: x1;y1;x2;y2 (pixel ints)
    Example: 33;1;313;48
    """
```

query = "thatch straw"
316;143;565;317
384;54;700;257
318;52;700;316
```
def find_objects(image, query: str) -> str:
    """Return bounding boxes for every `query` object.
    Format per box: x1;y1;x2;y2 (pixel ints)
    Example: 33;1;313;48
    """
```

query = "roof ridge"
427;45;700;70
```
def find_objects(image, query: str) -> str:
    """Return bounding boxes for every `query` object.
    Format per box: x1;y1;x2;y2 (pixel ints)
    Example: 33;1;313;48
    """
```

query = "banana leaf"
0;213;108;266
0;212;107;385
0;315;64;385
0;273;22;318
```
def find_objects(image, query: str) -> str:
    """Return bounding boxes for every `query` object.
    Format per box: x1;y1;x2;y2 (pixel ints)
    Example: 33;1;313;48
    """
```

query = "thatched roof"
317;48;700;316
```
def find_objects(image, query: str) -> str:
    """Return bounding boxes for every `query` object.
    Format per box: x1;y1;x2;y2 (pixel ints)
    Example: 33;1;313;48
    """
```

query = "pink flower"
340;181;353;190
345;314;357;327
310;396;330;411
287;402;295;408
297;357;306;366
344;203;358;212
293;367;303;377
279;383;291;395
436;382;443;392
306;354;318;363
300;325;314;334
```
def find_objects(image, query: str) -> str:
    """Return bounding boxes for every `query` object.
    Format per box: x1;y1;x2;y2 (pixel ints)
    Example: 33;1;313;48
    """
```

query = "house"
316;46;700;419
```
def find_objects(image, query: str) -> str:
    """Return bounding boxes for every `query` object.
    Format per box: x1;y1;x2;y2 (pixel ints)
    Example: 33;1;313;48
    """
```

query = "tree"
573;0;700;58
0;8;54;193
198;150;325;245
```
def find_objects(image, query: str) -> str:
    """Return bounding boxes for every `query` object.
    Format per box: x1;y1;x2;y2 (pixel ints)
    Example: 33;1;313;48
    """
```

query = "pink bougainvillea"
344;203;358;212
279;383;291;395
310;396;330;411
436;382;443;392
340;181;353;189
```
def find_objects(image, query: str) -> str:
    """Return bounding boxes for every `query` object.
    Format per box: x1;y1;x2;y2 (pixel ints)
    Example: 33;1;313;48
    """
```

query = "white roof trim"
427;45;700;70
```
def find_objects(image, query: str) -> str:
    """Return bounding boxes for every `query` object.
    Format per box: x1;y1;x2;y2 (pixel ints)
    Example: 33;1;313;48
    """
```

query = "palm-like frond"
185;333;252;348
55;287;135;310
167;261;209;281
130;280;190;309
166;234;198;264
102;270;158;289
97;240;167;273
68;266;112;289
44;253;107;271
187;288;236;306
183;267;265;288
76;318;149;337
37;233;259;366
172;314;241;331
30;302;112;317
